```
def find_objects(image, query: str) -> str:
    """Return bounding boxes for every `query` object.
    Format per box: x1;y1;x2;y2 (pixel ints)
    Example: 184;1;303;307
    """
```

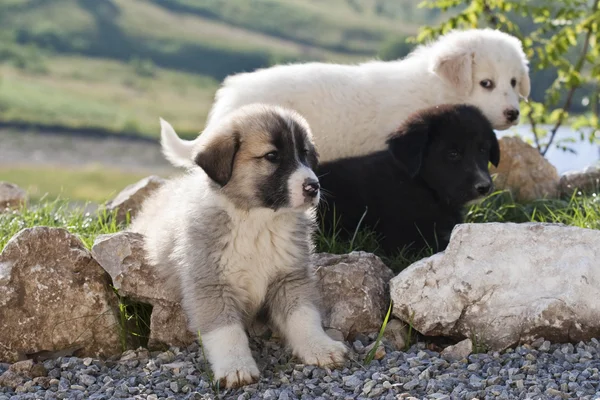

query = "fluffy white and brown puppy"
161;28;530;167
130;104;347;389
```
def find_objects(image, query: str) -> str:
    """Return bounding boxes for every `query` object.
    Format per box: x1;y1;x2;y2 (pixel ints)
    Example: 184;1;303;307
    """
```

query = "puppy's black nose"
475;182;492;196
303;179;320;198
504;108;519;122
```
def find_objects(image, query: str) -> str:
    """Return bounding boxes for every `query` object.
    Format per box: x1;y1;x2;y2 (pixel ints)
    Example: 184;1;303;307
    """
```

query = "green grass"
153;0;426;55
116;296;152;351
0;55;219;137
0;198;124;251
465;190;600;230
0;164;155;203
315;206;435;273
365;301;392;364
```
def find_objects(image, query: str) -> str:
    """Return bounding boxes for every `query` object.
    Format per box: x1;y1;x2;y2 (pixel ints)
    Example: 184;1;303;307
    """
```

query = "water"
499;124;599;174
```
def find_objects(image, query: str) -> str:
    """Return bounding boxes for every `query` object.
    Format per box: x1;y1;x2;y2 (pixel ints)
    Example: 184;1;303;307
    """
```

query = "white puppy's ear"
519;72;531;100
431;50;474;96
159;117;197;169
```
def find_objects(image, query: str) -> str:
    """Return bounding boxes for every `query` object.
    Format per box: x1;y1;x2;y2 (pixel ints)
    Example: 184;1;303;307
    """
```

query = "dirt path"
0;129;178;174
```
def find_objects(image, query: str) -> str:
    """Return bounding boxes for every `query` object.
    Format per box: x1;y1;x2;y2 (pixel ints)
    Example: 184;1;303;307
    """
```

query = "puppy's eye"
448;150;461;161
480;79;494;89
510;78;517;88
264;151;280;163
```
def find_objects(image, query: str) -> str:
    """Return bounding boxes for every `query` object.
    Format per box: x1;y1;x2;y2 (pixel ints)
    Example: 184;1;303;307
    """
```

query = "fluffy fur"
317;104;500;256
130;105;346;389
162;28;528;167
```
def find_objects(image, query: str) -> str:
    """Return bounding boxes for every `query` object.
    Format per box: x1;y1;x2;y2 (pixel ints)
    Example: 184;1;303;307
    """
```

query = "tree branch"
527;108;542;150
541;0;600;156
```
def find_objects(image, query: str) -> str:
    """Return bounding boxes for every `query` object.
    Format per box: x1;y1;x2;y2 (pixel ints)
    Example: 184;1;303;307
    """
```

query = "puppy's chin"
493;119;518;130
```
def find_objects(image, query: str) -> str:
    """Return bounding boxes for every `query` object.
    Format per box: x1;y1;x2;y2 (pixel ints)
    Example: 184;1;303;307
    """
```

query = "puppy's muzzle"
504;108;519;123
303;179;320;199
474;180;493;196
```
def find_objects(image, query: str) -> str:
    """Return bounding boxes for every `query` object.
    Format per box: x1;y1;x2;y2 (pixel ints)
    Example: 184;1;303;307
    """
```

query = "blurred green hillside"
0;0;438;138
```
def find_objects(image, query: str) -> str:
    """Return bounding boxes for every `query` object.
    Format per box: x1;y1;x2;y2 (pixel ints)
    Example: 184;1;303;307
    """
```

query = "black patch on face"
256;114;318;210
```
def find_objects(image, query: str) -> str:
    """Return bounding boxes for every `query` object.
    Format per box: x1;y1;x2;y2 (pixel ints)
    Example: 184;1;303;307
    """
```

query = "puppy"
161;28;527;166
317;104;500;256
130;104;347;389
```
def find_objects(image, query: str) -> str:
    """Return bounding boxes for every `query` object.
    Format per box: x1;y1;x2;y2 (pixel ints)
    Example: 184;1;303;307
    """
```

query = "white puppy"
130;105;347;389
162;28;530;166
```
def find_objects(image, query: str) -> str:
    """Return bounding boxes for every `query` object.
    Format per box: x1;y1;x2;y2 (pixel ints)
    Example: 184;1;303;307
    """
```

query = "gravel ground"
2;335;600;400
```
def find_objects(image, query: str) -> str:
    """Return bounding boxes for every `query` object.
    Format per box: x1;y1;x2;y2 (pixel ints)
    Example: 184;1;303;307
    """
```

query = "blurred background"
0;0;598;205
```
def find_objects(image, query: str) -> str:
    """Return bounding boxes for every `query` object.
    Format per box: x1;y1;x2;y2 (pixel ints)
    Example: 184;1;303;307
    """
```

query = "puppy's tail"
159;118;196;169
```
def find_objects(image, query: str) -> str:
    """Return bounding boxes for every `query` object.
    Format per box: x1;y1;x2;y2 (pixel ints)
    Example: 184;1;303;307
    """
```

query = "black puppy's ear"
387;121;429;177
194;132;240;186
489;132;500;167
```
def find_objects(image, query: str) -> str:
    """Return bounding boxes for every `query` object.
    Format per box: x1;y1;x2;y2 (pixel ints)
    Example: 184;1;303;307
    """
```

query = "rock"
91;232;196;348
490;136;559;202
0;181;26;211
364;341;386;360
105;176;165;224
390;222;600;351
383;319;408;351
440;339;473;361
0;360;47;389
558;164;600;197
314;252;394;340
325;328;345;342
0;227;121;363
92;236;395;346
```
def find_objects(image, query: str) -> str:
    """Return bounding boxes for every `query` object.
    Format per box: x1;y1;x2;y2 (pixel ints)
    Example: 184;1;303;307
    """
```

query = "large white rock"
390;222;600;351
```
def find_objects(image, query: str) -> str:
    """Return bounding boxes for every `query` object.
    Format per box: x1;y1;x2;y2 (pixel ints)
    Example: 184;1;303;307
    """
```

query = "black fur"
317;104;500;256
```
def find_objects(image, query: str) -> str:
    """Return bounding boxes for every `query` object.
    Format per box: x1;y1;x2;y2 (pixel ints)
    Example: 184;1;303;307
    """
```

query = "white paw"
293;333;348;368
213;356;260;389
201;324;260;389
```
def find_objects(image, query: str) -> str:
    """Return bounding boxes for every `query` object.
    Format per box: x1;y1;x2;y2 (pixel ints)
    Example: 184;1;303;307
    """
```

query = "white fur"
162;28;530;164
278;304;347;367
288;166;319;208
218;203;310;311
202;324;260;387
159;117;192;169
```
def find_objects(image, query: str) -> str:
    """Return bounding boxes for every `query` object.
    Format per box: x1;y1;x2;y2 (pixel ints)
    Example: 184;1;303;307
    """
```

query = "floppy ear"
519;72;531;99
431;50;474;95
489;132;500;168
194;132;240;187
387;121;429;178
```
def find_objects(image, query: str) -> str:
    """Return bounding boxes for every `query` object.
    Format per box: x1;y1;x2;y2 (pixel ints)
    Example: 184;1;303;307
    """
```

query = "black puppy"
317;104;500;256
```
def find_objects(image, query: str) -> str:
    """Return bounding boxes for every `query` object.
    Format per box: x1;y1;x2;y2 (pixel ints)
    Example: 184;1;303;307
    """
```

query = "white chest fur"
219;207;307;312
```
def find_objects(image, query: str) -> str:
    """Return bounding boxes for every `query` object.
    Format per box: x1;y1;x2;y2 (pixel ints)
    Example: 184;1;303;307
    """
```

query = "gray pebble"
2;339;600;399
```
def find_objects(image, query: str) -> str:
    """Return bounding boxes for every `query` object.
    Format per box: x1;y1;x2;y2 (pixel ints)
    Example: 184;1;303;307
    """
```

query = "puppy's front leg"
202;323;259;389
266;270;347;367
182;286;259;389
